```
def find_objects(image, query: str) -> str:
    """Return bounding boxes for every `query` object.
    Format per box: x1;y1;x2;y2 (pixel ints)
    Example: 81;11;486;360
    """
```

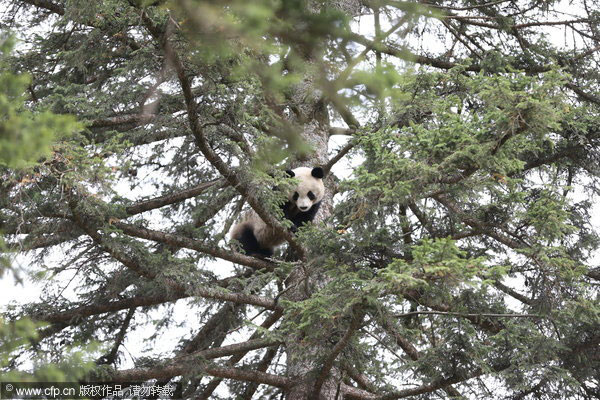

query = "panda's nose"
299;205;309;211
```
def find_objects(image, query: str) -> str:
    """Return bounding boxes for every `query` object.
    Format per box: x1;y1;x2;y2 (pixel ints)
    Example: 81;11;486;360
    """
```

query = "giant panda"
230;166;325;257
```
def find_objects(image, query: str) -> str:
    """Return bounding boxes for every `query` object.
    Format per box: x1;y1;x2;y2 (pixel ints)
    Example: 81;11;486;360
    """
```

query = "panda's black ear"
311;167;325;179
285;169;295;177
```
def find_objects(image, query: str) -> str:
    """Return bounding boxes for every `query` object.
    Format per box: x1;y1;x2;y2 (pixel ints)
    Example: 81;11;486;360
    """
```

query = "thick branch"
34;291;188;324
139;13;306;260
19;0;64;14
71;202;279;311
342;362;379;395
196;310;283;399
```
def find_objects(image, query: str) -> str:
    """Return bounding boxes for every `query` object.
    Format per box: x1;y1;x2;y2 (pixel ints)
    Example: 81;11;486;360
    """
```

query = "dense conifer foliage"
1;0;599;398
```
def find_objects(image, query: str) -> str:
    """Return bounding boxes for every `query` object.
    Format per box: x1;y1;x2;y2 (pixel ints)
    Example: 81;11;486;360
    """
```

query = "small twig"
394;311;542;319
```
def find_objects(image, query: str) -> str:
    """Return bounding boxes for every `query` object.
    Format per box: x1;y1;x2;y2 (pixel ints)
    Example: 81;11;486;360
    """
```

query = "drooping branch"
3;179;227;251
376;361;512;400
18;0;142;51
394;310;541;319
112;221;274;271
424;0;512;12
89;113;156;129
433;193;525;249
30;270;251;327
70;204;174;284
345;32;483;72
375;333;600;400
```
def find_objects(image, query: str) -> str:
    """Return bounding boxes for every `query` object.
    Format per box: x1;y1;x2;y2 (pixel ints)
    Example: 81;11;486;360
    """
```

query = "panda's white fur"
230;166;325;257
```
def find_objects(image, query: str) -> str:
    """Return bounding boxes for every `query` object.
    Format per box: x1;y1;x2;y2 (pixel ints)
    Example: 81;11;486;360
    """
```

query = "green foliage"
0;36;80;168
0;34;95;384
384;238;485;288
0;318;96;381
348;62;411;102
354;68;567;192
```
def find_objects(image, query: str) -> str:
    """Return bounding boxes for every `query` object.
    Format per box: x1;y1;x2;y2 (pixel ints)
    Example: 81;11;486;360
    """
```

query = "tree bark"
283;2;362;398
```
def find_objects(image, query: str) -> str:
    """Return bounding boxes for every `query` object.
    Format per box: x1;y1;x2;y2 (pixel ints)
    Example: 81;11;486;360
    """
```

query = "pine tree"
1;0;599;399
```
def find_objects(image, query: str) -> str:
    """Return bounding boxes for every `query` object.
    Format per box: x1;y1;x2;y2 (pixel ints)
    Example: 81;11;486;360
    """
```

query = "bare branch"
324;138;357;175
493;281;534;306
424;0;511;11
97;308;135;365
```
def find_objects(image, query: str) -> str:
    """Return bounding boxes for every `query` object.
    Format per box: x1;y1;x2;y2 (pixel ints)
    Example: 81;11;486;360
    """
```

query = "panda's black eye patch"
293;192;299;201
307;191;315;200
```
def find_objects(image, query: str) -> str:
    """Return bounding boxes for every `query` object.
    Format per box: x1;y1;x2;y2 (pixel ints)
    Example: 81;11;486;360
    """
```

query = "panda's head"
286;166;325;212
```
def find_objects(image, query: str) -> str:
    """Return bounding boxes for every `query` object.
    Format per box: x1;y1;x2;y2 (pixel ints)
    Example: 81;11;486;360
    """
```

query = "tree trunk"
283;2;361;398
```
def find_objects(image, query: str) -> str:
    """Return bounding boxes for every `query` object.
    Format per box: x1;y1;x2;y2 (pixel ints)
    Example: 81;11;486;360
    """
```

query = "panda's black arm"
289;201;321;228
281;201;299;232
